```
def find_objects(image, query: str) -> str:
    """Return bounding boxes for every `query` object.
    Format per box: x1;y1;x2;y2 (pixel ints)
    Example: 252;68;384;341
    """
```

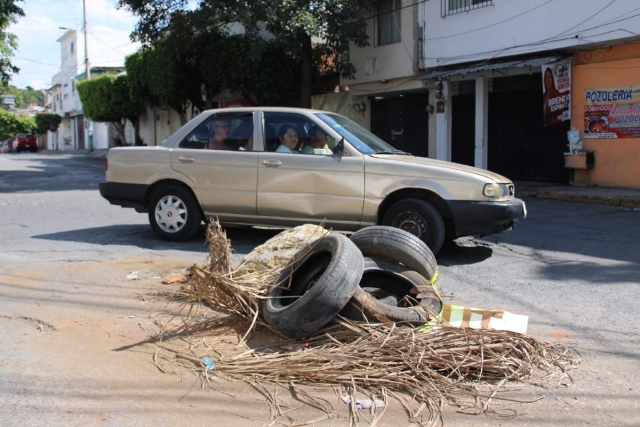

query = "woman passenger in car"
301;127;332;154
275;125;299;153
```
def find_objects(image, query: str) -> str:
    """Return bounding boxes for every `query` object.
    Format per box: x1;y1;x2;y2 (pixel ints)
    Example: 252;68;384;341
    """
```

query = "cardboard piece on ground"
440;304;528;334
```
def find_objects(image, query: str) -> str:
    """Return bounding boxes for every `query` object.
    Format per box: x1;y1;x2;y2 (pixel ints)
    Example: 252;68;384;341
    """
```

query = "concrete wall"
572;43;640;188
46;131;56;150
139;108;156;146
312;91;370;129
346;0;417;85
420;0;640;69
58;118;74;151
93;122;110;150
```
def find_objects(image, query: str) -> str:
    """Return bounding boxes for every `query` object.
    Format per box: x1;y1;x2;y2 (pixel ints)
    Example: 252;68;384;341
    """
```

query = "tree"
19;86;44;107
77;75;145;146
0;0;25;86
0;108;36;139
125;38;204;125
119;0;370;108
34;114;61;135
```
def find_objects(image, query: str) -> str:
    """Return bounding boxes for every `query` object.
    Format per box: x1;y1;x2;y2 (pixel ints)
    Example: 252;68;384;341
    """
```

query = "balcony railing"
442;0;492;17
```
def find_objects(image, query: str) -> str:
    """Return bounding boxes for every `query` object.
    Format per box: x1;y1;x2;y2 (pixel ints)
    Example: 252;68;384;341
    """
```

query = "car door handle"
262;159;282;167
179;156;195;163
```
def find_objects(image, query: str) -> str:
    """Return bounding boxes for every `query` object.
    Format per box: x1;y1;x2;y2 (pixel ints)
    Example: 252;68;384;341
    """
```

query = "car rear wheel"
148;185;202;241
382;199;446;255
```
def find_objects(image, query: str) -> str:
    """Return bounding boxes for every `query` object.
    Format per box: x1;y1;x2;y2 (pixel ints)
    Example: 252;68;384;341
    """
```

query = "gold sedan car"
99;107;526;254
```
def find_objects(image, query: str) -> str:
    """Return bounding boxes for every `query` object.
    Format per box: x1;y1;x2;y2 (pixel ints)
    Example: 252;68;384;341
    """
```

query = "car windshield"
315;112;402;155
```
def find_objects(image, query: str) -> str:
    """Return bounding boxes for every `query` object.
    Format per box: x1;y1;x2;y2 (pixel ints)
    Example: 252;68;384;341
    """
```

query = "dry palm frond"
166;220;578;426
180;220;329;327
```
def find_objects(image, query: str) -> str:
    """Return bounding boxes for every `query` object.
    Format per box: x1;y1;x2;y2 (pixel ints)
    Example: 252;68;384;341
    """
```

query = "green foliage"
77;75;144;123
200;35;300;106
34;113;61;134
3;85;45;107
0;108;36;139
0;0;25;85
18;87;44;107
125;37;203;122
119;0;370;107
77;75;145;145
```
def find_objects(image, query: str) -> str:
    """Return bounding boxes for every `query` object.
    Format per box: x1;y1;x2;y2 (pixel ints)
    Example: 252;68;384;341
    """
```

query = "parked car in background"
99;107;526;254
12;134;38;152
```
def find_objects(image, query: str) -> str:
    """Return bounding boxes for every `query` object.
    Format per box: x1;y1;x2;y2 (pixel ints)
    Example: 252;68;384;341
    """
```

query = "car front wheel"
148;185;202;241
382;199;446;255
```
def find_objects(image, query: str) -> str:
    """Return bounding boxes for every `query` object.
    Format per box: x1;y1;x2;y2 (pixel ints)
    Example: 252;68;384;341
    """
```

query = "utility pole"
83;0;90;79
83;0;93;152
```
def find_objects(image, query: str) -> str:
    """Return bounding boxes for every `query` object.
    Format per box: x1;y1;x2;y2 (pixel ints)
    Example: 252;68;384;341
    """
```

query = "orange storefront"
571;43;640;188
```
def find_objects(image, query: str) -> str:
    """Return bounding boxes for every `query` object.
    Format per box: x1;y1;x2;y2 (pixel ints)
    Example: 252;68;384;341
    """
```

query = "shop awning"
420;56;562;81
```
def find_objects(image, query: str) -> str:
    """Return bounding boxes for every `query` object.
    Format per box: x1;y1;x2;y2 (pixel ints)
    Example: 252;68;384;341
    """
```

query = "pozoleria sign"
584;87;640;139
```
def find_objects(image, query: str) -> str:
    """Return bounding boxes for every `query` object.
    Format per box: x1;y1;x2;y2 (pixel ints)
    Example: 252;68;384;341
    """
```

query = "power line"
541;0;618;42
88;29;130;55
423;0;555;41
91;41;136;57
350;77;421;93
599;4;640;26
427;11;640;63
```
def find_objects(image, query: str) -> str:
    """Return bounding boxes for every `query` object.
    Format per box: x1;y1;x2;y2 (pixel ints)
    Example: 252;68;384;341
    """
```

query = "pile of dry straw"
166;221;577;426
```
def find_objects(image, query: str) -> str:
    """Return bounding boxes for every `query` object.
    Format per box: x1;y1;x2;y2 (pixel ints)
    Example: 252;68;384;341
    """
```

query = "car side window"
179;113;254;151
179;117;213;149
263;112;333;155
208;113;254;151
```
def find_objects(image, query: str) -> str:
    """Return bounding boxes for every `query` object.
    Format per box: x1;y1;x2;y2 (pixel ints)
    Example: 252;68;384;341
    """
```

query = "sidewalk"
516;181;640;209
38;149;109;159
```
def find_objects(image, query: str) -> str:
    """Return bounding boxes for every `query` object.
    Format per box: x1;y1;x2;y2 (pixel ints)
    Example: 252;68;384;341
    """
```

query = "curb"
523;192;640;209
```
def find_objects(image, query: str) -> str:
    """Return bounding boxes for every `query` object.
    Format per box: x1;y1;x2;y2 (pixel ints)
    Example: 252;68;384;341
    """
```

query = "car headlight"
483;183;510;198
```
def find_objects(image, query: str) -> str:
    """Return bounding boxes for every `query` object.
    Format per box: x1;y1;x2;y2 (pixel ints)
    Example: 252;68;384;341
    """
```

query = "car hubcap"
394;212;428;241
155;195;187;233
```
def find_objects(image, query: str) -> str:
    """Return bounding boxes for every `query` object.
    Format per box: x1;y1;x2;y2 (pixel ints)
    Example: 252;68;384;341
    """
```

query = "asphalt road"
1;152;639;426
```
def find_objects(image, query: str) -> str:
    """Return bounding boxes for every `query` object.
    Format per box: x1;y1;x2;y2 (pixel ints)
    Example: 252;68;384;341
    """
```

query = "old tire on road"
263;233;364;340
148;184;202;241
381;199;446;255
340;257;443;325
349;225;438;282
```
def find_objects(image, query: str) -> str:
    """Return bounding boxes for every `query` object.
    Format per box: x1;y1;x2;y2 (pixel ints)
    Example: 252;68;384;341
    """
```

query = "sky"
8;0;141;90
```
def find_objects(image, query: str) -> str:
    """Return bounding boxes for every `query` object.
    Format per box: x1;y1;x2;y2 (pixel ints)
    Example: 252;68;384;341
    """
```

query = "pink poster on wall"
542;59;571;126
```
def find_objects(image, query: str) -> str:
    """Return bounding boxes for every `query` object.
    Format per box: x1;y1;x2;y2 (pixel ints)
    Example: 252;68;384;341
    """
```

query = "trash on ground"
126;271;139;280
235;224;329;283
165;220;576;426
201;356;215;370
342;395;386;409
438;304;529;334
283;343;308;352
162;275;187;285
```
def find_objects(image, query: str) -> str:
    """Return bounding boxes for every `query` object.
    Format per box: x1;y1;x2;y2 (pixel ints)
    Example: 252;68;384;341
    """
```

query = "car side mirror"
333;137;344;161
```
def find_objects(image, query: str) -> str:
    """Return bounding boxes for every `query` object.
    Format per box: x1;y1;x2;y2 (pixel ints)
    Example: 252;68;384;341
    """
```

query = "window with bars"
376;0;402;46
442;0;492;17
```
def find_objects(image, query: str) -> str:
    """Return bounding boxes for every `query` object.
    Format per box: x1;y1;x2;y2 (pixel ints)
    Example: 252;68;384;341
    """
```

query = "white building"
45;29;112;151
324;0;430;157
336;0;640;185
418;0;640;184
